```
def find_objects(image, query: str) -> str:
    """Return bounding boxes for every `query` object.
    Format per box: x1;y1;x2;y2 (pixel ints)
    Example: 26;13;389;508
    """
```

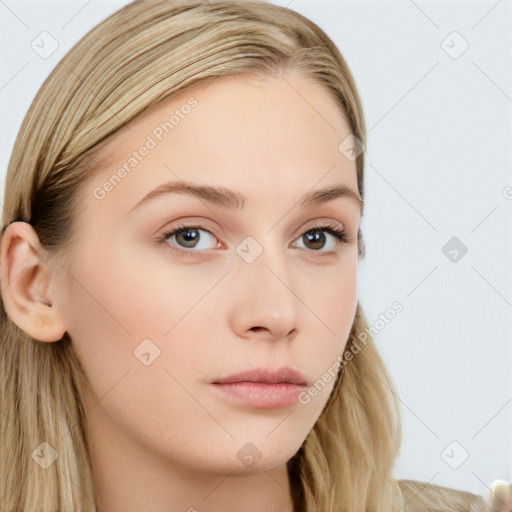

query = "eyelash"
157;222;349;259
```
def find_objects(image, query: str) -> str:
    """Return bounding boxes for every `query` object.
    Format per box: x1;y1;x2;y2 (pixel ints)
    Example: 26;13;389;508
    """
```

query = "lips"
211;367;308;409
212;366;308;386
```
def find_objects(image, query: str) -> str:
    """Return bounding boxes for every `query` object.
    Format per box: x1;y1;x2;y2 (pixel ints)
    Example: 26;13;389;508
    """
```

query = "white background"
1;0;511;499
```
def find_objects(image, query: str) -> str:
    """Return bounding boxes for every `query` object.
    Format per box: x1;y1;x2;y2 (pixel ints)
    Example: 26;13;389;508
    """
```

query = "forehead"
81;72;358;219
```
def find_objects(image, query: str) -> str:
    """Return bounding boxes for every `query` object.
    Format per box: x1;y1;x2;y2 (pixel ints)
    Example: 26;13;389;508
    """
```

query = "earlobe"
0;221;67;342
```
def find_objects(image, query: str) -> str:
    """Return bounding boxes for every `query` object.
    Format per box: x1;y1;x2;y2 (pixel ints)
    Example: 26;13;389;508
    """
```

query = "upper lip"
212;367;308;385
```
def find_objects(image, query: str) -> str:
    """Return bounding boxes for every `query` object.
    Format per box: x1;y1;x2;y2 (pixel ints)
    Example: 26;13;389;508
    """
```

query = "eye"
157;221;349;257
158;224;219;254
293;223;348;252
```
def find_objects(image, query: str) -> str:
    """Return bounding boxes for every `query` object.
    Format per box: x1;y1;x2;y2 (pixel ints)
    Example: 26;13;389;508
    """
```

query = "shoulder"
397;479;490;512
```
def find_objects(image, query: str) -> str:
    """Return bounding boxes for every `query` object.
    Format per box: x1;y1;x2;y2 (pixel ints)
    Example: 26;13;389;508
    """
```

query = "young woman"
0;1;497;510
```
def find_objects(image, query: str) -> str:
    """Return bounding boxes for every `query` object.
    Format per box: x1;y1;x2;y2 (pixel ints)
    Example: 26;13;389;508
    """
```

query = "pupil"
305;229;325;250
178;229;199;248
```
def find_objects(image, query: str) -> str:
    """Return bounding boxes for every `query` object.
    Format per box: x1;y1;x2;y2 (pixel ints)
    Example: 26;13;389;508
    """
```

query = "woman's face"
54;72;361;477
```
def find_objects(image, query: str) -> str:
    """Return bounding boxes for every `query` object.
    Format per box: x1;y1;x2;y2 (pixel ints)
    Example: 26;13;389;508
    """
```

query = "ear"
0;221;66;342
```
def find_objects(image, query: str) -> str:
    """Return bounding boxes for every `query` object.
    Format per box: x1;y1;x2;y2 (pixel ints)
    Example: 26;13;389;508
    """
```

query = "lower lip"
211;382;306;409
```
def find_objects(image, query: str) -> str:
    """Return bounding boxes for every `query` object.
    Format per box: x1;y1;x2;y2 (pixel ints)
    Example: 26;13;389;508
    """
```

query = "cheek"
324;263;357;326
60;251;217;449
62;244;225;395
303;255;358;339
297;256;357;389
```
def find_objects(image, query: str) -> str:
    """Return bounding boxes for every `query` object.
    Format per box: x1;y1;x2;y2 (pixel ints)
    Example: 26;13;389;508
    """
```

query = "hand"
490;481;512;512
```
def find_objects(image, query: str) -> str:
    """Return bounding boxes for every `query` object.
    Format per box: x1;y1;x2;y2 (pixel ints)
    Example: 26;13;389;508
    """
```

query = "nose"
226;238;304;342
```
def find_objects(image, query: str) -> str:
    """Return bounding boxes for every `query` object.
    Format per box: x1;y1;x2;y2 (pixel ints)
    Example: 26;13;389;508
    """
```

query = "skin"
1;72;361;511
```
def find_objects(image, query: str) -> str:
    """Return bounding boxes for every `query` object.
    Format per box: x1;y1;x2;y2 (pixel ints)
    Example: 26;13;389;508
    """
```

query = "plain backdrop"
1;0;511;498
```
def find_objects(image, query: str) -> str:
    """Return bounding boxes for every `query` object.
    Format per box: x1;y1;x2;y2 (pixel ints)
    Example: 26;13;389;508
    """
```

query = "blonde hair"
0;1;489;510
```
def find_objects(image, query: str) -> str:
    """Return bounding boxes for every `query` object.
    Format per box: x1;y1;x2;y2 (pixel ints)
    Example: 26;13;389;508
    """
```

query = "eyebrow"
126;180;363;215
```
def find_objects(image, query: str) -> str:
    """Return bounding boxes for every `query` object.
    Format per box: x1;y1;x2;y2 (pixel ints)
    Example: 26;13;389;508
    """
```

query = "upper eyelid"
163;213;350;233
164;220;347;236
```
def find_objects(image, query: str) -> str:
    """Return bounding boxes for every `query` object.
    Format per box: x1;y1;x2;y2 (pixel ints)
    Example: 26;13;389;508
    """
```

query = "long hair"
0;1;489;511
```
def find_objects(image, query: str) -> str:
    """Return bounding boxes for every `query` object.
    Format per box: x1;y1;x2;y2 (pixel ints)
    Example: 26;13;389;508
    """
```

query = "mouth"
211;367;308;409
212;366;308;386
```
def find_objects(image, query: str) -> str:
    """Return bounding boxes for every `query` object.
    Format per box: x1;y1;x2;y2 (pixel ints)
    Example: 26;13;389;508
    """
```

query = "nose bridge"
229;230;303;337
